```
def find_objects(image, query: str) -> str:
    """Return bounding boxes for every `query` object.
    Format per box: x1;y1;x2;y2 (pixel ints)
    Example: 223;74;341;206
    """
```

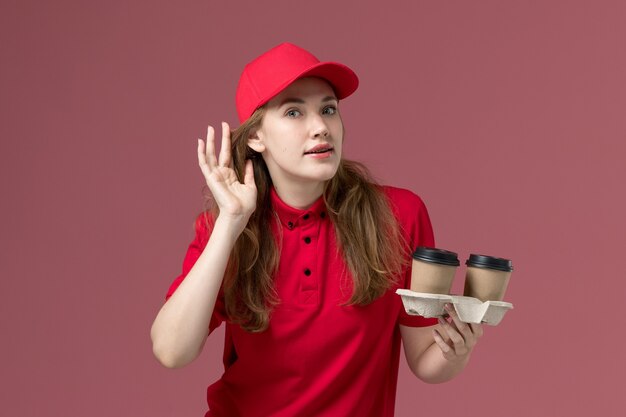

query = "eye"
285;109;301;118
322;105;337;115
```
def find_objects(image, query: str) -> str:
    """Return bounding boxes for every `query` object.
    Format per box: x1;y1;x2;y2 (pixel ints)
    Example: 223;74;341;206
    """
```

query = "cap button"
287;221;294;229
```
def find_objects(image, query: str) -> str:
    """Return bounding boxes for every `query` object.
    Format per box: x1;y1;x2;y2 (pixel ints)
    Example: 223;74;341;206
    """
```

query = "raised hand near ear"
198;122;257;233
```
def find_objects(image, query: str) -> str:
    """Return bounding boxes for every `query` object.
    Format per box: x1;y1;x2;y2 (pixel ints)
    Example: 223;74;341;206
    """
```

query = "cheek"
333;122;344;140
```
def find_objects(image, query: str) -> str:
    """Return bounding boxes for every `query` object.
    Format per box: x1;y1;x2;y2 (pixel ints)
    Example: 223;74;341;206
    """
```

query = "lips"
304;144;334;154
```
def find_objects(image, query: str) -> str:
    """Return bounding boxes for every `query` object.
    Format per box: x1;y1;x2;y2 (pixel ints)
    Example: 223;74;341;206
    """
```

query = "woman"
150;42;482;417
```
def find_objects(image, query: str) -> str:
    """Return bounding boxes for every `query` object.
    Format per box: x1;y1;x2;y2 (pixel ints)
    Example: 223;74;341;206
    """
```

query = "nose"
310;113;329;138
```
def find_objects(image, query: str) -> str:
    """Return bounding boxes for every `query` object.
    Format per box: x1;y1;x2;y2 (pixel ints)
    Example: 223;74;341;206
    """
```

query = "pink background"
2;0;624;415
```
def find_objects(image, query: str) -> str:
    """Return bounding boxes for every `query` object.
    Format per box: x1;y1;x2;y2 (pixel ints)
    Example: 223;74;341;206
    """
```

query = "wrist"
214;214;249;240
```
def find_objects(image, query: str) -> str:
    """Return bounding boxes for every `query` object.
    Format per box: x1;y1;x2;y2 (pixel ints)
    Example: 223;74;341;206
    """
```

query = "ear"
247;129;266;153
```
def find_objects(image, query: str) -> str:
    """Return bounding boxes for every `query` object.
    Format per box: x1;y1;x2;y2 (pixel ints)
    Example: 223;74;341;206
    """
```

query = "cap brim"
297;61;359;99
257;61;359;110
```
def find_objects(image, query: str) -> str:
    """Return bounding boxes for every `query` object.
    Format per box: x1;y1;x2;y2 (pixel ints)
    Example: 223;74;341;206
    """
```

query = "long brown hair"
202;106;412;332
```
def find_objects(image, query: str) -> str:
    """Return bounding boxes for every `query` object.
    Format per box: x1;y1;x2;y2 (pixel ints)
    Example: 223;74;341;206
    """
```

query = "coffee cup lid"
412;247;460;267
466;254;513;272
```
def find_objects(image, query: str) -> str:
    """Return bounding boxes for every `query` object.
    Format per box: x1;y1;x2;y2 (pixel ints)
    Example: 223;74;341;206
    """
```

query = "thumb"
243;159;255;186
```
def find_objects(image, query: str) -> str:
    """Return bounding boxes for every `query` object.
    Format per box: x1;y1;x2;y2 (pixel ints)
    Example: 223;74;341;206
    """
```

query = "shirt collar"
270;185;328;230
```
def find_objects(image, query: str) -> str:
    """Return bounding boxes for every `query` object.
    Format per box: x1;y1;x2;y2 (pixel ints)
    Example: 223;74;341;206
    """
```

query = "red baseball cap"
235;42;359;123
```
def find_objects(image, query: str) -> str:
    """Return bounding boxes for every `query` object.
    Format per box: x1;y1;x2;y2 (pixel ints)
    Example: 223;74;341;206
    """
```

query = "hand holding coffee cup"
410;247;460;294
463;254;513;302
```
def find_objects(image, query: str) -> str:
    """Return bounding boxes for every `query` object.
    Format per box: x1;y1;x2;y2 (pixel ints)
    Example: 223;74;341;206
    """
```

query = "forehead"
266;77;337;108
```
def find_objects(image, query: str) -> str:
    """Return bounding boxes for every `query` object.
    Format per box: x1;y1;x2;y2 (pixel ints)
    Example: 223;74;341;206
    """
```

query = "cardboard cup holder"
396;289;513;326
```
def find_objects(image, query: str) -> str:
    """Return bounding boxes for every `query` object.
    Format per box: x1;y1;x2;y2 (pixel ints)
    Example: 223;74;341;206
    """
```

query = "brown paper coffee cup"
463;254;513;301
410;247;460;294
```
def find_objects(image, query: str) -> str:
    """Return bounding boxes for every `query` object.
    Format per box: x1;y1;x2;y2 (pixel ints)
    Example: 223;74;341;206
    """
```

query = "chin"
319;166;340;181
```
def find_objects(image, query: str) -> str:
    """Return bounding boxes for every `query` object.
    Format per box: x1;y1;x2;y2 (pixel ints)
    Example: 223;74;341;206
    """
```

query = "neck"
272;181;325;209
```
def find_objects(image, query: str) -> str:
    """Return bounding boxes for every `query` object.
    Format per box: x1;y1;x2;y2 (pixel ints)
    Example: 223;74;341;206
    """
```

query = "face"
247;77;343;193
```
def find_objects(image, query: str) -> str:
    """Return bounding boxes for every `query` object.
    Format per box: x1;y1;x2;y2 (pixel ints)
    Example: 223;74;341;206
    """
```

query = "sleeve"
164;211;227;335
398;191;439;327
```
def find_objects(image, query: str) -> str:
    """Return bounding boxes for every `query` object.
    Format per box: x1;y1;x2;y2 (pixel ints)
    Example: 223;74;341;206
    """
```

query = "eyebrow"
278;95;338;108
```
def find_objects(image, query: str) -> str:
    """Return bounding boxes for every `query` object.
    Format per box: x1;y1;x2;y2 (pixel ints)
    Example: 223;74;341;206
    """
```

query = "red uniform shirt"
165;185;437;417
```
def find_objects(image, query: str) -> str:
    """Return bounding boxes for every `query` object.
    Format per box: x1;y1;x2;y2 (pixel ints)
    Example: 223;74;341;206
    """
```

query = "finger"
197;138;212;178
444;303;474;341
438;316;465;352
218;122;232;167
205;125;218;170
434;322;452;344
432;329;452;354
243;158;255;186
469;322;484;338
